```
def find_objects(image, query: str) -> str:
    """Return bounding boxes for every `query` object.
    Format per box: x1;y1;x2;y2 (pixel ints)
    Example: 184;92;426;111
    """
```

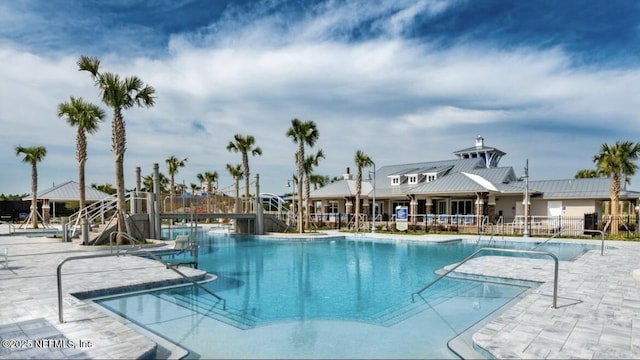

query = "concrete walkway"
1;228;640;359
0;231;205;359
463;240;640;359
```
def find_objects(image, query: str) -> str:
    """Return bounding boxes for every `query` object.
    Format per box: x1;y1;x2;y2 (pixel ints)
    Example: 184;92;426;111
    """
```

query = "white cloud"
1;1;640;195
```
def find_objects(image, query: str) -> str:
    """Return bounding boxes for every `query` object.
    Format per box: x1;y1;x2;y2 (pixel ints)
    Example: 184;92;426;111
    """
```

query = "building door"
547;201;562;217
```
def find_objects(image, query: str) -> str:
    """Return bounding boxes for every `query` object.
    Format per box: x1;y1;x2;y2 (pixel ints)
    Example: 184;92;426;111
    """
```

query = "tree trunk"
31;162;38;229
610;173;621;236
78;128;87;216
113;108;127;244
242;153;250;213
355;169;362;231
297;143;304;233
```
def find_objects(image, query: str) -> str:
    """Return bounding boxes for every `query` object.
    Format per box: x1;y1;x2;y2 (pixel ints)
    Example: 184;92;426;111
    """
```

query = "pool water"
95;232;595;359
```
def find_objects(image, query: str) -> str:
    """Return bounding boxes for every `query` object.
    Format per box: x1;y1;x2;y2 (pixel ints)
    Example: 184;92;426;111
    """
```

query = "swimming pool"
95;232;595;359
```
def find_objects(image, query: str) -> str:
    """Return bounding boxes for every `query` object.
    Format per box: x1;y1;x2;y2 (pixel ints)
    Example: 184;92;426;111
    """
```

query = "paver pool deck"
0;228;639;359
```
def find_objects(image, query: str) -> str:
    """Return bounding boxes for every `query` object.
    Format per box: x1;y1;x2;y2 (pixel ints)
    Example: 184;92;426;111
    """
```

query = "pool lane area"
1;230;640;359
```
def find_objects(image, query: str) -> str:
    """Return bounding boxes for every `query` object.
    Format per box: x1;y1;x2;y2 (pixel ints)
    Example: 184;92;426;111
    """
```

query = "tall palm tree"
226;163;243;213
286;119;319;233
57;96;105;219
78;55;155;239
226;134;262;213
303;149;325;229
593;141;640;235
166;155;188;212
354;150;374;232
15;146;47;229
197;171;218;213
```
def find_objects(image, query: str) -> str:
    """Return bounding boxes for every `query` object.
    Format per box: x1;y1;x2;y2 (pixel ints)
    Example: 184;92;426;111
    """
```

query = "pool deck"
1;228;639;359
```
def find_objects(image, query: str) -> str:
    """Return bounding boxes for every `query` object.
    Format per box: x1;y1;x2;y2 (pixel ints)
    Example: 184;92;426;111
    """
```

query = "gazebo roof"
23;180;111;202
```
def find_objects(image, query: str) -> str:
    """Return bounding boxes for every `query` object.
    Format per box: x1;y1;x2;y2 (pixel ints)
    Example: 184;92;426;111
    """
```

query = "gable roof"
23;180;112;202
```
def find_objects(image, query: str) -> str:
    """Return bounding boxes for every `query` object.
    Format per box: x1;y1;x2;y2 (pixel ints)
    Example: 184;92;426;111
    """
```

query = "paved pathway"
0;231;205;359
462;240;640;359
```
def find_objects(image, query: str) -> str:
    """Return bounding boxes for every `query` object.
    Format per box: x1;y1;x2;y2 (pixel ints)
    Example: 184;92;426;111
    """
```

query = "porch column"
410;198;418;225
425;197;433;215
488;194;496;222
475;196;484;219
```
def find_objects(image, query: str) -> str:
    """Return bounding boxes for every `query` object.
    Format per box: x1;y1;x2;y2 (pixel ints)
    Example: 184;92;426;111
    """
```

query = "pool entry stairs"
152;290;259;330
372;280;483;327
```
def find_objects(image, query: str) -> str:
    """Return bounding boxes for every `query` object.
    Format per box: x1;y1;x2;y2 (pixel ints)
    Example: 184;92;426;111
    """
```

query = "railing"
57;236;226;323
530;217;611;256
67;193;119;237
0;221;15;235
412;247;560;309
480;216;504;246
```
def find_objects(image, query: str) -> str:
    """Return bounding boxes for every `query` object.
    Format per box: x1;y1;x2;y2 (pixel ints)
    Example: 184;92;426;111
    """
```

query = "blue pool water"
95;232;596;359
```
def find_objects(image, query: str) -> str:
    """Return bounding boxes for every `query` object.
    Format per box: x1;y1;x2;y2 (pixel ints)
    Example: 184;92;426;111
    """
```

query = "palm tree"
286;119;319;232
197;171;218;213
575;169;602;179
57;97;105;219
354;150;374;232
141;173;168;193
303;149;325;229
166;155;188;212
309;174;329;190
91;182;116;195
226;134;262;213
593;141;640;235
189;183;200;196
78;55;155;239
15;146;47;229
226;163;243;213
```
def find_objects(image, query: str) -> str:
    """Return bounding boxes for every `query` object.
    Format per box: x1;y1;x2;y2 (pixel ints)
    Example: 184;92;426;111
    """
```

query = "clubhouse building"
308;136;640;234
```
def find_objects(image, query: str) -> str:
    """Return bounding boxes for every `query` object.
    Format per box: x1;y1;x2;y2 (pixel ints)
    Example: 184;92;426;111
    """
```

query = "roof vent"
475;136;484;148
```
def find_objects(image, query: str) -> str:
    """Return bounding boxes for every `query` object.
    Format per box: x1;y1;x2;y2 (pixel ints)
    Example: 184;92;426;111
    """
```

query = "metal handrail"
530;217;611;256
0;221;15;235
57;243;226;323
412;247;560;309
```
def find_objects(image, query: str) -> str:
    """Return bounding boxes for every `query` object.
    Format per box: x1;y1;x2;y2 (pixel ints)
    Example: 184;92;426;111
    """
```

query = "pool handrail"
530;217;611;256
411;247;560;309
57;242;226;323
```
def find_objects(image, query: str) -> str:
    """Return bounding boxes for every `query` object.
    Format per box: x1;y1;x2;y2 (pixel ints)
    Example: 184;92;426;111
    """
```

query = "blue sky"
1;0;639;196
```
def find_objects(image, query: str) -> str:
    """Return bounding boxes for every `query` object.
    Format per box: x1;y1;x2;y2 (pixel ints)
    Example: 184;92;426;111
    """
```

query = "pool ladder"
411;247;560;309
56;232;226;323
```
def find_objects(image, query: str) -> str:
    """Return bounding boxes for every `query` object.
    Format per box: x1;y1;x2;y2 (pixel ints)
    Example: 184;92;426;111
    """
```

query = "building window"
408;175;418;184
391;177;400;185
451;199;473;215
425;174;436;182
327;201;338;214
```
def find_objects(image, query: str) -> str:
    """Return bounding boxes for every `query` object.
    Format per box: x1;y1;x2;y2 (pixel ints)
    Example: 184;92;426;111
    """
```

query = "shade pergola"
22;180;111;221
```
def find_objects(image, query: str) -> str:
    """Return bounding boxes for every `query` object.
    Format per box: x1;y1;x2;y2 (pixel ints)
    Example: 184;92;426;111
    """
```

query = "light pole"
523;159;530;237
369;162;376;233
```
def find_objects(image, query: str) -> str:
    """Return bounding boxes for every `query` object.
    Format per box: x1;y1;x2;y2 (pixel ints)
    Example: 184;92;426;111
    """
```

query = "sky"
1;0;640;196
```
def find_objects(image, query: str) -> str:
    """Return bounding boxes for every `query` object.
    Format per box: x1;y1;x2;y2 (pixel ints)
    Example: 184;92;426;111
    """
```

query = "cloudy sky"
1;0;639;196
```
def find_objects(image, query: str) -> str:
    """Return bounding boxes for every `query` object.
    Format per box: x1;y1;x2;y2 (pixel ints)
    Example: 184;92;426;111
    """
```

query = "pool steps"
154;292;259;329
372;280;481;326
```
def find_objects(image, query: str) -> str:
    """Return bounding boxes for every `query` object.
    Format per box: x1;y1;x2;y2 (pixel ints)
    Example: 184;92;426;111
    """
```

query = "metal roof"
308;179;373;199
527;178;640;199
23;180;112;202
